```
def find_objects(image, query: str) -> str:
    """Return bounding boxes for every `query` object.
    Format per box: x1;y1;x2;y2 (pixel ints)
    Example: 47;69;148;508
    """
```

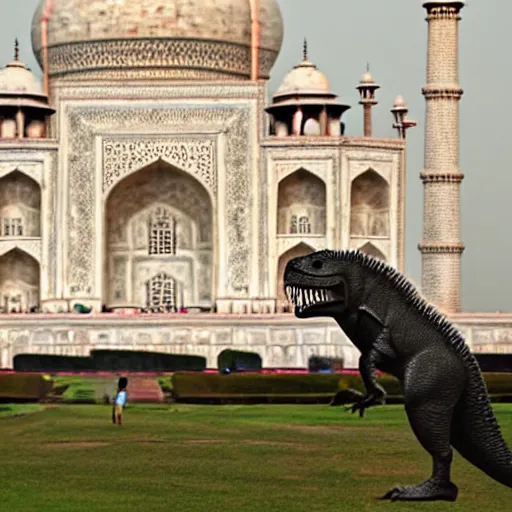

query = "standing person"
112;377;128;425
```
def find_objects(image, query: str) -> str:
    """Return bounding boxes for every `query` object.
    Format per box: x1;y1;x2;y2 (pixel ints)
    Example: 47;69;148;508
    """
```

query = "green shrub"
157;376;173;394
13;354;92;372
0;374;53;401
91;350;206;372
217;349;262;373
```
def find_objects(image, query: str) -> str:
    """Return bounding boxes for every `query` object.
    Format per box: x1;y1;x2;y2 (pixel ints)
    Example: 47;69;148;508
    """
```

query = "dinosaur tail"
451;361;512;488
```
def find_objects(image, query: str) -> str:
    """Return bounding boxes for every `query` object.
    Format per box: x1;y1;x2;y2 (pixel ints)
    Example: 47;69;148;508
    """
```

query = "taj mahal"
0;0;510;369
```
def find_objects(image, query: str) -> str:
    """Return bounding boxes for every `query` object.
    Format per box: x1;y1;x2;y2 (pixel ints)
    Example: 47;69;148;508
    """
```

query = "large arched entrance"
0;248;40;313
0;170;41;237
277;168;326;235
350;169;390;238
104;159;213;311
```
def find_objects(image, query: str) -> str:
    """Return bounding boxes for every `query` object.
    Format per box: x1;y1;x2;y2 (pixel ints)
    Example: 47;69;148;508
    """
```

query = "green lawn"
0;404;510;511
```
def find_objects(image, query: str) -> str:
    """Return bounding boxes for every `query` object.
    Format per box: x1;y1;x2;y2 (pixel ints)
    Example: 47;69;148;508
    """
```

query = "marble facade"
0;313;511;370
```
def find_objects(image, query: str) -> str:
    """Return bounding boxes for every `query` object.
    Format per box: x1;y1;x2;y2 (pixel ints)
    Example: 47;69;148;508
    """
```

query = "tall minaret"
419;0;465;313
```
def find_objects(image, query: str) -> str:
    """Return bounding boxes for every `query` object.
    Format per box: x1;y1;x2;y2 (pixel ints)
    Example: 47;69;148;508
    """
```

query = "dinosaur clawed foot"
344;389;385;418
329;388;363;407
379;479;458;502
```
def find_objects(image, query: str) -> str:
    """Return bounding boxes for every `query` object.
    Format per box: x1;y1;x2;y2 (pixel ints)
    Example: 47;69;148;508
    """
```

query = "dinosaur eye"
312;260;323;270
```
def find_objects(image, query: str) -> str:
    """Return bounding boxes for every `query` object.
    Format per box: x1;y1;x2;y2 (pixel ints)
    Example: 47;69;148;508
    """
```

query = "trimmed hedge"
174;373;344;404
0;374;53;402
474;354;512;373
172;372;512;405
14;354;91;372
90;350;206;372
217;349;262;373
308;356;344;373
12;351;206;373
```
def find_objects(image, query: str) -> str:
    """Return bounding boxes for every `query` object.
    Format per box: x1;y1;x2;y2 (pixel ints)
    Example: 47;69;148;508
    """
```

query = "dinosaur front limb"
348;349;386;417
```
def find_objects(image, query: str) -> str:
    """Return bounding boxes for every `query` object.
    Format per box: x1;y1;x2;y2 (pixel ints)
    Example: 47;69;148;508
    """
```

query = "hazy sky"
0;1;508;312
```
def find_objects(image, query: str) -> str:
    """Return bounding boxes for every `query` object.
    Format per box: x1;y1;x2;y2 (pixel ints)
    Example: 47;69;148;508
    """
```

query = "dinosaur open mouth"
285;285;345;316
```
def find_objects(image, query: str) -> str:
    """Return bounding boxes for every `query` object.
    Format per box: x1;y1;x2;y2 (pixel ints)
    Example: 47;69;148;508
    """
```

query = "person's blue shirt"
115;390;127;406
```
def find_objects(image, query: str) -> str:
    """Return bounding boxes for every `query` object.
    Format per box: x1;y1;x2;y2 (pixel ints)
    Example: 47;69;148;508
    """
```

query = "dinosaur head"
283;249;351;319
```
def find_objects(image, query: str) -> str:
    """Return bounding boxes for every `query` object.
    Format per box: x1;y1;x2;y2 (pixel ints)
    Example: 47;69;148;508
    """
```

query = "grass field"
0;404;510;511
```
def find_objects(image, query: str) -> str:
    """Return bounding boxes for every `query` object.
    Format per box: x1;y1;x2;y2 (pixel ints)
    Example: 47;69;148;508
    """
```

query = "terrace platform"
0;312;511;369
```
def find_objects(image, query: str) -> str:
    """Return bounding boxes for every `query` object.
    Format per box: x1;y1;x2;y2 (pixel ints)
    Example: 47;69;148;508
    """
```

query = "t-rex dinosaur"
283;249;512;501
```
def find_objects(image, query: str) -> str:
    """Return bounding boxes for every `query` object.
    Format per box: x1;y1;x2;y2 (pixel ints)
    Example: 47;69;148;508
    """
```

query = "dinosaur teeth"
286;286;332;307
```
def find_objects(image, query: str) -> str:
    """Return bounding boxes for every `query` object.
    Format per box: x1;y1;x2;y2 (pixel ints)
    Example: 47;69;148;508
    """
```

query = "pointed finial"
366;62;370;72
14;38;19;61
303;38;308;61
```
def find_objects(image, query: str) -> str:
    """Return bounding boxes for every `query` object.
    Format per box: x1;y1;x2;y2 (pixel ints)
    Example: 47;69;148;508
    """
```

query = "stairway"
126;378;164;403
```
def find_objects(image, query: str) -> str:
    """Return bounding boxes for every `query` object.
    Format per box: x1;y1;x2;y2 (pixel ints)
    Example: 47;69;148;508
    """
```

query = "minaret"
419;0;465;313
356;65;380;137
391;95;416;139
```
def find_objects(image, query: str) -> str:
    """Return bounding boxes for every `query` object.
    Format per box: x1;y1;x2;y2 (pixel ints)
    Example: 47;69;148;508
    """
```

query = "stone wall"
0;313;511;369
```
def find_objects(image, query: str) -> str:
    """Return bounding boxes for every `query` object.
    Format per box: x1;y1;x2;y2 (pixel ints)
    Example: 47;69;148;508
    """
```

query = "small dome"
0;42;44;98
393;95;406;108
360;71;374;84
266;41;350;122
31;0;284;80
274;59;332;100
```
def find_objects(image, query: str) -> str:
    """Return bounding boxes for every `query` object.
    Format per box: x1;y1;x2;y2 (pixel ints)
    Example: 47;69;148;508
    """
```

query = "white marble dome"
31;0;284;80
0;58;44;98
273;59;332;100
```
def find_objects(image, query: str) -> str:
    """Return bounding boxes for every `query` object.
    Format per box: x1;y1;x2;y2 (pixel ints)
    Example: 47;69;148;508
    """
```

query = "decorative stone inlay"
40;40;278;80
0;238;41;262
65;103;252;297
345;150;396;180
53;84;263;101
103;138;216;194
426;6;463;19
0;161;42;186
274;160;330;183
420;172;464;183
418;242;465;254
45;151;58;299
53;68;244;82
422;87;464;100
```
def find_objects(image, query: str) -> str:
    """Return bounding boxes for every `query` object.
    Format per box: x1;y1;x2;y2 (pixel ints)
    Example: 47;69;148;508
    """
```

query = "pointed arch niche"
0;170;41;238
276;242;315;313
0;248;40;312
104;159;214;311
350;169;390;239
359;242;386;262
277;168;326;236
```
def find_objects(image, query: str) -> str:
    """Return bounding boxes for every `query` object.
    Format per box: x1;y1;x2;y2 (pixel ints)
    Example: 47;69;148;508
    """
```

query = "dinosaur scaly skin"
284;249;512;502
